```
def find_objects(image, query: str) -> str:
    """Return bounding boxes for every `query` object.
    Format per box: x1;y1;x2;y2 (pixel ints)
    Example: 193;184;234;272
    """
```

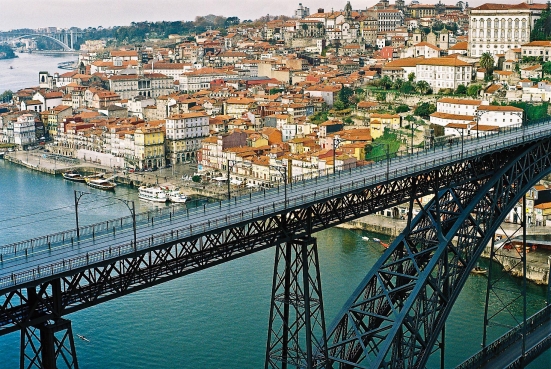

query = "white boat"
362;236;370;241
86;177;116;191
165;188;187;203
139;186;168;202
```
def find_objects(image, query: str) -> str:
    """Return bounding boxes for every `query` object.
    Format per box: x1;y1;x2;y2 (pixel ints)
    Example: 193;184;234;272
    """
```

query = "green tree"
467;84;483;98
414;102;436;118
400;81;416;94
455;84;467;95
479;52;495;81
338;86;354;108
408;72;415;82
543;61;551;77
0;90;13;103
333;99;346;111
375;92;387;102
395;104;410;113
379;75;392;90
531;3;551;41
416;80;431;95
392;78;404;90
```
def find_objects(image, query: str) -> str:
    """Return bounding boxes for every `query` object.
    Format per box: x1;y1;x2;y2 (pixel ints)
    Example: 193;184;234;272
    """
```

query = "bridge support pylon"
265;237;328;369
21;318;79;369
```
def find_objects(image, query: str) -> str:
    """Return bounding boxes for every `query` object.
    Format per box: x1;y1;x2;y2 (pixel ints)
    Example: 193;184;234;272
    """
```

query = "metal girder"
265;237;328;369
20;319;79;369
0;147;527;337
325;139;551;368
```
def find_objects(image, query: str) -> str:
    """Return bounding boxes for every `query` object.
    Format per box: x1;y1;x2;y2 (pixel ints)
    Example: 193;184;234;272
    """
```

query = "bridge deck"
457;306;551;369
1;122;550;294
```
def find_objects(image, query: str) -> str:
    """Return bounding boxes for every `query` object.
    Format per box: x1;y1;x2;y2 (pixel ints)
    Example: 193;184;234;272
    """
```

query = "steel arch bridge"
325;135;551;368
1;123;551;368
8;34;74;51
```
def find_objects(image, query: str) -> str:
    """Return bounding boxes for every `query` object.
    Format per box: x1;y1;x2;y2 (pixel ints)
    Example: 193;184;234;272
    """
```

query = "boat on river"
139;186;168;202
85;176;116;191
471;266;488;275
165;187;187;203
62;171;86;182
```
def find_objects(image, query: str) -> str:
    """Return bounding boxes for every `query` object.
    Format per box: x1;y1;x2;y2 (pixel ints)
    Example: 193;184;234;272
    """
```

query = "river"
0;52;77;94
0;159;549;368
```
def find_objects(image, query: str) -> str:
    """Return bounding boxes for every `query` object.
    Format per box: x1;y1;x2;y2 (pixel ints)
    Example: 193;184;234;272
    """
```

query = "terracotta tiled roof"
437;98;482;105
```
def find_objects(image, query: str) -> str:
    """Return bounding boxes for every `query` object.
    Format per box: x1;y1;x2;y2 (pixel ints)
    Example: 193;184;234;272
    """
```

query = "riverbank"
341;214;551;285
3;150;254;200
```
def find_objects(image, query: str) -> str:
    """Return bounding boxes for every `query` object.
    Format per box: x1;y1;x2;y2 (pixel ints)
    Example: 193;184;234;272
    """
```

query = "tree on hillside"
479;52;495;81
414;102;436;118
338;86;354;107
531;3;551;41
467;84;483;98
379;75;393;90
543;61;551;77
416;80;431;95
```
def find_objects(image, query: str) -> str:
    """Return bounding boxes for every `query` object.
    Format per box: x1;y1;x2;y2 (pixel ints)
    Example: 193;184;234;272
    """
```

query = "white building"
178;67;238;93
415;57;473;92
165;112;210;163
14;114;36;148
108;73;173;100
436;97;483;115
521;40;551;61
468;2;547;57
476;105;524;127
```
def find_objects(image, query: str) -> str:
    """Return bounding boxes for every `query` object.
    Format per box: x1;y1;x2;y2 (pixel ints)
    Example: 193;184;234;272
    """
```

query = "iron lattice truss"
0;140;545;345
325;140;551;368
265;238;328;369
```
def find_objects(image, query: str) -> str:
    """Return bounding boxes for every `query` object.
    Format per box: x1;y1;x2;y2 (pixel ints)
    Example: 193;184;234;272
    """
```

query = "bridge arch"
326;139;551;368
10;34;73;51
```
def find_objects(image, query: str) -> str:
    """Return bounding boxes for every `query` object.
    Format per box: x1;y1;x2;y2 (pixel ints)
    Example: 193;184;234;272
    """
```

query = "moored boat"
0;151;5;158
62;171;86;182
85;177;116;191
139;186;168;202
166;188;187;203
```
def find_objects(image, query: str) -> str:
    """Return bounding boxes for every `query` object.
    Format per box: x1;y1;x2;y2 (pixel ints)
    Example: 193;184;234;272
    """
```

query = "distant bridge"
0;31;82;51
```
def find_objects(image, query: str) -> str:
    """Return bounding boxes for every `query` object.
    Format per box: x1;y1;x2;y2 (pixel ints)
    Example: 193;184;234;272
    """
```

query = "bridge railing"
0;205;180;260
456;305;551;369
2;120;551;290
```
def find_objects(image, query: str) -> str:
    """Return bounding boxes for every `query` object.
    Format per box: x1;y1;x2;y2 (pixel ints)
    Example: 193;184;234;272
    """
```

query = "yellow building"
40;105;73;138
134;124;165;169
369;113;401;139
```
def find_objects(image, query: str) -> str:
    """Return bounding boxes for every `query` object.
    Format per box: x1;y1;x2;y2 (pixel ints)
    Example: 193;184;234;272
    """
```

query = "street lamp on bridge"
371;142;390;179
74;190;137;248
227;159;236;201
270;164;288;207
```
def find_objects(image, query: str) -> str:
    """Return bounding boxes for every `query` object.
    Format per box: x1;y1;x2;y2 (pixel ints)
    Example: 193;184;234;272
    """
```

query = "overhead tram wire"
0;199;129;226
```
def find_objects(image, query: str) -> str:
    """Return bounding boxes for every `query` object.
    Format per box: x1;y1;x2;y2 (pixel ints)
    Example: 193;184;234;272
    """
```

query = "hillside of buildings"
3;1;551;225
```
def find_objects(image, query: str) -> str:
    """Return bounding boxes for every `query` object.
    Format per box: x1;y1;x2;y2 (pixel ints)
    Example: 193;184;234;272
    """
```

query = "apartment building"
468;2;547;57
165;112;209;163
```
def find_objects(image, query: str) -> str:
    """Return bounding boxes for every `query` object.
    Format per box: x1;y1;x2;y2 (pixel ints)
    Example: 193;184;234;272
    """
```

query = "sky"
0;0;539;31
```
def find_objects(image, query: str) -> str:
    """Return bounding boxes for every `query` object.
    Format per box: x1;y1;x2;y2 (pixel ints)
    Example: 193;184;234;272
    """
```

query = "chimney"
318;8;324;13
